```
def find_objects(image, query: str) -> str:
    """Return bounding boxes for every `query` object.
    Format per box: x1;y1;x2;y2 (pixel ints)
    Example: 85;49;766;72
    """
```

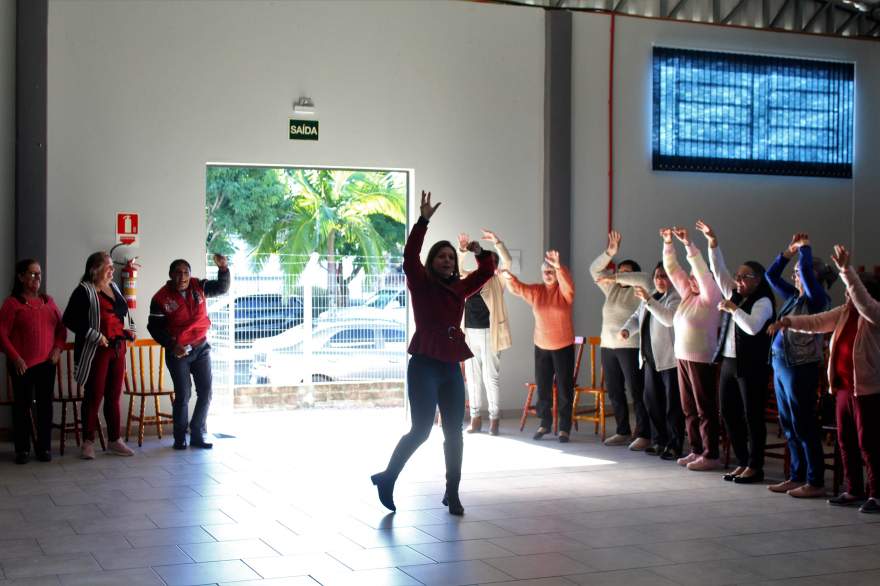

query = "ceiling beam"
770;0;793;28
668;0;690;18
722;0;749;24
803;1;831;31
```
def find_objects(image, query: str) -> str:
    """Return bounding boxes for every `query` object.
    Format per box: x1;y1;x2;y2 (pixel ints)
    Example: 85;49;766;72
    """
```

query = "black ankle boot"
370;472;396;512
442;490;465;516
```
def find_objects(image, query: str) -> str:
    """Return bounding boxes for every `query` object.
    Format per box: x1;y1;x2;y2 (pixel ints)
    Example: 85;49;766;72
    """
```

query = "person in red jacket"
371;191;495;516
148;254;229;450
0;259;67;464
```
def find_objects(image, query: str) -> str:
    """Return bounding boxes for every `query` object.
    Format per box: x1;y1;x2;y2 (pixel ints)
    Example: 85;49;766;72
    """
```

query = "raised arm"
835;245;880;326
456;233;472;278
502;271;540;305
203;254;231;298
766;252;797;301
546;250;574;304
615;271;653;290
403;190;440;291
696;220;734;299
590;231;620;295
797;243;830;313
458;247;496;299
684;239;721;305
481;229;512;271
661;228;689;298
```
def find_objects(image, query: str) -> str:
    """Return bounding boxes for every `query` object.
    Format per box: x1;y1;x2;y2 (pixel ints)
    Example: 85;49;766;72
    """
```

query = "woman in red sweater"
371;191;495;516
0;259;67;464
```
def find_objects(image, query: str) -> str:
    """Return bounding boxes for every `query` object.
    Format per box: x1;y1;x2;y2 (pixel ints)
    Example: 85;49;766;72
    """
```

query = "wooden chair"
53;343;106;455
520;336;587;435
763;376;790;477
571;336;610;441
124;339;175;446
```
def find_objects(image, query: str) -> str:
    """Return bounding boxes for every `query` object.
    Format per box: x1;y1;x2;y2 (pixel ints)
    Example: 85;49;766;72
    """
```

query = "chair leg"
59;403;67;456
97;424;106;450
138;395;147;447
520;386;534;432
73;401;81;447
125;393;135;442
600;392;606;441
571;389;579;432
154;395;162;439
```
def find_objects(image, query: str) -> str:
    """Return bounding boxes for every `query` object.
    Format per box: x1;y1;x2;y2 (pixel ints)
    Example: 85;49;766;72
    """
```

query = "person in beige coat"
458;229;512;436
769;244;880;514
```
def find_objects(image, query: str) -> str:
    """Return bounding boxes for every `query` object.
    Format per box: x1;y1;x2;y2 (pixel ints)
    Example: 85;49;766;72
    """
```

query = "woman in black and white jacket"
620;262;684;461
63;252;136;459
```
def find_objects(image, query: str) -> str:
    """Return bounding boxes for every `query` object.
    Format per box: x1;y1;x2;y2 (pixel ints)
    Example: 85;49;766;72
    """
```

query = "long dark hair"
11;258;41;301
425;240;459;280
742;260;776;314
79;251;110;284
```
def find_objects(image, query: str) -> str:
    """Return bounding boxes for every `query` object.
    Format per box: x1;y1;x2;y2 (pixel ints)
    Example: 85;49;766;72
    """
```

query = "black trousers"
535;345;575;434
719;357;768;470
643;361;684;451
602;347;648;438
11;361;55;454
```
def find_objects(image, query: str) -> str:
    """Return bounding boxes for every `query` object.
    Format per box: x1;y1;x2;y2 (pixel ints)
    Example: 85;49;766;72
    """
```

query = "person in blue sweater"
765;233;830;498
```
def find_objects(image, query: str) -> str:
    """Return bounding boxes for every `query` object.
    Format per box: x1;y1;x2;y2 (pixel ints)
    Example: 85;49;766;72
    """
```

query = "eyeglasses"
734;273;756;281
25;272;41;279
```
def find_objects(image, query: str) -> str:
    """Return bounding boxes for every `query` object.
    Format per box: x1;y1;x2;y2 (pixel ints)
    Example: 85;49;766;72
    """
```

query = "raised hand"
606;230;622;257
420;190;441;220
545;250;561;269
672;227;690;245
831;244;850;271
695;220;717;248
457;233;470;252
498;268;513;280
659;228;673;244
466;240;483;255
718;299;738;314
481;229;500;245
767;317;791;336
213;253;228;269
784;233;810;258
633;285;649;302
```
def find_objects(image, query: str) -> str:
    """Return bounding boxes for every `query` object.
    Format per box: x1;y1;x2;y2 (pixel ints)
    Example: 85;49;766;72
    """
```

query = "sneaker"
108;439;134;457
628;437;651;451
769;479;804;494
604;434;631;447
828;492;865;507
660;447;682;461
787;484;826;499
80;440;96;460
533;427;548;441
687;456;722;471
677;452;699;467
859;498;880;514
558;432;570;444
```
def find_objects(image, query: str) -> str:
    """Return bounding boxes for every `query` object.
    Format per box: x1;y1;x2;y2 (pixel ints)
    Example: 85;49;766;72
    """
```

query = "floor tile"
152;560;261;585
58;567;165;586
92;545;193;570
400;559;514;585
328;545;435;570
180;538;280;562
485;552;593;580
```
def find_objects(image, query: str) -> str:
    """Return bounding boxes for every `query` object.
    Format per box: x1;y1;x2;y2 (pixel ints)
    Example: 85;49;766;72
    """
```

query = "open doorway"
204;165;409;412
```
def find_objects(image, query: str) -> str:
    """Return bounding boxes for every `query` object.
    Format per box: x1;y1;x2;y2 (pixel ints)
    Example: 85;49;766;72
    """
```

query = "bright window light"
652;47;854;178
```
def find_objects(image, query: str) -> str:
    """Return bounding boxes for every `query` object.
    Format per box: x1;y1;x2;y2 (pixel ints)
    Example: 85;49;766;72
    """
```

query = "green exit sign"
289;119;319;141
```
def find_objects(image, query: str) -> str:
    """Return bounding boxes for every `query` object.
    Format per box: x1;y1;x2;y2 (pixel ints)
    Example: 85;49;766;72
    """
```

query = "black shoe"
442;491;465;516
645;444;662;456
859;498;880;514
533;427;548;441
190;439;213;449
558;433;570;444
660;447;681;461
828;492;866;507
172;441;188;450
371;472;396;512
14;452;29;465
722;471;738;482
733;470;765;484
36;451;52;462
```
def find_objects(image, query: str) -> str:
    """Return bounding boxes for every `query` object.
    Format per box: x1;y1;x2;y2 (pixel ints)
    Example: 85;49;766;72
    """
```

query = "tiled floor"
1;408;879;585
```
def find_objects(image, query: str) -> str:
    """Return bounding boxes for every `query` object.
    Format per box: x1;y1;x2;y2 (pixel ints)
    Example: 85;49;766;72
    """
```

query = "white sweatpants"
464;328;501;419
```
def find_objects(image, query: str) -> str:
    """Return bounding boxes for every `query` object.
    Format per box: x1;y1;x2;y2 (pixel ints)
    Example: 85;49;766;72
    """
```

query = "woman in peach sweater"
503;250;576;442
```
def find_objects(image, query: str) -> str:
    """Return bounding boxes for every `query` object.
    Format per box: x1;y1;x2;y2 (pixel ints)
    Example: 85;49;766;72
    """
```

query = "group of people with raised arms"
1;252;230;464
372;191;880;518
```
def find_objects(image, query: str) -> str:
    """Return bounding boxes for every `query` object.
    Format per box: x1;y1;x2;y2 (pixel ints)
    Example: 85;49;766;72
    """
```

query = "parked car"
250;317;407;385
209;294;304;344
317;287;406;324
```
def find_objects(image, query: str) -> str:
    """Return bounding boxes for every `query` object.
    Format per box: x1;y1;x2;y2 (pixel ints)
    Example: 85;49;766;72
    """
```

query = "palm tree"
252;169;406;304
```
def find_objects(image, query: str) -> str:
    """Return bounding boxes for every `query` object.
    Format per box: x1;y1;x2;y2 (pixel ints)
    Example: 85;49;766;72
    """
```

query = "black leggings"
719;357;768;470
535;345;575;433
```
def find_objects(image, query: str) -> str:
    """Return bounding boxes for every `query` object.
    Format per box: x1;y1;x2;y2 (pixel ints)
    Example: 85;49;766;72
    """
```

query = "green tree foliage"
206;167;290;256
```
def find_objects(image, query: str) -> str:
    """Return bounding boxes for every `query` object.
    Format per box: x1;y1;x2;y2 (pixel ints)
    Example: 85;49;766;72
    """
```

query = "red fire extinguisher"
120;258;140;309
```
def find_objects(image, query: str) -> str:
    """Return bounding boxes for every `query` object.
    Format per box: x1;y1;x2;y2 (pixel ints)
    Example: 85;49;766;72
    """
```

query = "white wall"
1;0;14;424
46;0;545;411
572;12;880;344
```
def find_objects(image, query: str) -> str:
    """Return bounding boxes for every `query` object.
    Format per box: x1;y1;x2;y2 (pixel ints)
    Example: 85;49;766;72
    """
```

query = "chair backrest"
576;336;604;389
55;342;84;400
124;339;167;394
571;336;586;385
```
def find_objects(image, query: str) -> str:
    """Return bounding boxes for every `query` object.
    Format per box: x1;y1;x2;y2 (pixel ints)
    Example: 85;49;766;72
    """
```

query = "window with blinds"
652;47;854;178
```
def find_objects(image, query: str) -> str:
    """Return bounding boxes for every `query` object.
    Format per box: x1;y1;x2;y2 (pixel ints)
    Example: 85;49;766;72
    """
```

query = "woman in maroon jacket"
0;259;67;464
372;191;495;516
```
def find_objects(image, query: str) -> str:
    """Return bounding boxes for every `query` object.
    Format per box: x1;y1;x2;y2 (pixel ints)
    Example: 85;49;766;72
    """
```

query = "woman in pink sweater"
662;227;723;472
0;259;67;464
769;245;880;514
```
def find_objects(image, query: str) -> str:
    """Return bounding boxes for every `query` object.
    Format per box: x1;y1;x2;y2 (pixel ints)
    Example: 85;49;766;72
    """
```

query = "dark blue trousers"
772;357;824;486
166;342;212;443
384;354;465;492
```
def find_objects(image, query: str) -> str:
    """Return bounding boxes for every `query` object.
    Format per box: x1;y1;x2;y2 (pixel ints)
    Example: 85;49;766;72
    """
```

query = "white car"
317;287;406;324
250;318;407;385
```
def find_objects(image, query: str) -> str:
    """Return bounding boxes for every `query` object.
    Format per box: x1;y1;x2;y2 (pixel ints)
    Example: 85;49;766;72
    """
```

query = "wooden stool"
124;340;175;446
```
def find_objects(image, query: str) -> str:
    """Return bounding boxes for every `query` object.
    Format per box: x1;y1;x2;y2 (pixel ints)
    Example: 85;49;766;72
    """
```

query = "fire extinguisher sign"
116;212;139;247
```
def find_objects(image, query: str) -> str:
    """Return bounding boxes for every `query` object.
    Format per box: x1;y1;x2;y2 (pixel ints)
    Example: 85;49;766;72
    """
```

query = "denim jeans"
166;342;212;443
383;354;465;492
772;357;824;486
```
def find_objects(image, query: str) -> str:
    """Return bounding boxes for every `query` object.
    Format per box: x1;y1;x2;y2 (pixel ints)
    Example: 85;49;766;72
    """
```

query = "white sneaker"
80;440;95;460
628;437;651;451
108;439;134;457
604;434;632;447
